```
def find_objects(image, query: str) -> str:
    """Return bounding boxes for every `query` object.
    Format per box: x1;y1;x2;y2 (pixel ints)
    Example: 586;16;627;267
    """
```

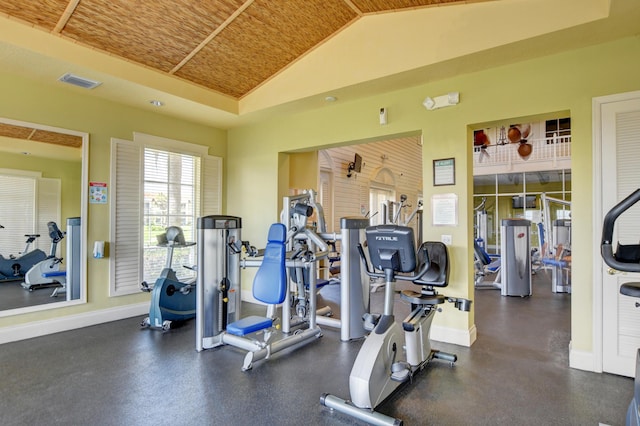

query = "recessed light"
21;151;31;155
324;96;337;102
149;100;164;107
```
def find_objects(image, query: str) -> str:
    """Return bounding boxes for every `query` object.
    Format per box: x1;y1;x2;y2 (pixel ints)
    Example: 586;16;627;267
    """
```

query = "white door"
600;94;640;377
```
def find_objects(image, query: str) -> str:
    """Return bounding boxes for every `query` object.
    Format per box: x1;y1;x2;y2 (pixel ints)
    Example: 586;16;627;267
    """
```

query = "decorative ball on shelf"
474;130;490;146
517;141;532;158
508;126;521;143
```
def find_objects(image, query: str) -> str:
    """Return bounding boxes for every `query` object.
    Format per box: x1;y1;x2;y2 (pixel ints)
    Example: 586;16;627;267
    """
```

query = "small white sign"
432;193;458;226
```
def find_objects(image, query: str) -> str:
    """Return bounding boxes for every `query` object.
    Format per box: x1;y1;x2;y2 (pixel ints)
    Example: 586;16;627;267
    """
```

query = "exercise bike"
321;224;472;426
21;222;65;291
140;226;197;331
601;188;640;426
0;225;47;281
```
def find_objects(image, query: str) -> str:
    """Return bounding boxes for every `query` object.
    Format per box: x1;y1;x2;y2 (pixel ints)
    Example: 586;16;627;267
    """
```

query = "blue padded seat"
541;258;568;268
227;223;288;337
227;316;274;336
42;270;66;278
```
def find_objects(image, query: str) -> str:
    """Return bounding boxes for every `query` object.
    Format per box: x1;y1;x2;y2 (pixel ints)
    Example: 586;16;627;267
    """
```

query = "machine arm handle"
601;188;640;273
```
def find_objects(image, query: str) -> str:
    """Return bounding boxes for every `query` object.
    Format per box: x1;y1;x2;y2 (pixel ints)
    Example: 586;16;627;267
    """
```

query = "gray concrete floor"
0;278;63;311
0;274;632;425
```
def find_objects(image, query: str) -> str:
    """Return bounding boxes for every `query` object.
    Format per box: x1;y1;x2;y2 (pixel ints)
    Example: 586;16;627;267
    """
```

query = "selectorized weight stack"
195;215;243;352
500;218;532;297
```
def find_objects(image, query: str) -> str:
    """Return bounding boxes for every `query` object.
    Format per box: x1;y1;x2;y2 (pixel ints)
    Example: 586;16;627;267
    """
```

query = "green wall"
1;34;640;359
0;71;226;326
227;36;640;352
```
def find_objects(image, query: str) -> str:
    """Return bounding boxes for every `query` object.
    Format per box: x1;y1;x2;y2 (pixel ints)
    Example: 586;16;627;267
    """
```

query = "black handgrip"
601;188;640;272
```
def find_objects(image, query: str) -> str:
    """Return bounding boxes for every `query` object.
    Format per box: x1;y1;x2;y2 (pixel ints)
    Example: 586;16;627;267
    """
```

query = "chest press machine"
321;224;472;426
195;215;326;371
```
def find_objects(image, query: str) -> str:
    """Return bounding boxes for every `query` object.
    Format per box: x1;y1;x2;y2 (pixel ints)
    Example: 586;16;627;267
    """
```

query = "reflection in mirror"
0;118;87;316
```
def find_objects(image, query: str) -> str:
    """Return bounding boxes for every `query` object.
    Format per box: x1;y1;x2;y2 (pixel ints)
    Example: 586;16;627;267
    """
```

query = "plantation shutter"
110;138;143;296
202;155;222;215
0;174;36;255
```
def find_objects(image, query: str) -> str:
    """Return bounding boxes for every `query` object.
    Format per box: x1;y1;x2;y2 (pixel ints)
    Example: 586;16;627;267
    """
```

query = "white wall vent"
58;73;102;89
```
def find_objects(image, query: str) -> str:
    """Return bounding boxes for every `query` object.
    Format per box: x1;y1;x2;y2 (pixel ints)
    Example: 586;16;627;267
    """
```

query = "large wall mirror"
0;117;87;317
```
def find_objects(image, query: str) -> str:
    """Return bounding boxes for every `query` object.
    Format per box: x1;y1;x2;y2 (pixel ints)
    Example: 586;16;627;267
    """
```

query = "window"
110;135;221;296
545;117;571;141
142;148;199;283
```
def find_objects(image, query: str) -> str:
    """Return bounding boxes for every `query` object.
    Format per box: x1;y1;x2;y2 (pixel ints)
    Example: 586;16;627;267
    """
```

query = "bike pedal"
390;362;411;382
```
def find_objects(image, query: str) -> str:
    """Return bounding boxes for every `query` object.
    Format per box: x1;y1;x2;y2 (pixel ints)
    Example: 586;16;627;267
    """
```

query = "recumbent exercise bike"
322;224;471;426
601;188;640;426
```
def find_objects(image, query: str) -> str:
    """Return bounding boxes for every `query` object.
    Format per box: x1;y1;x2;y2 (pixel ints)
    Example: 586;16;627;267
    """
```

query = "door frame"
592;89;640;374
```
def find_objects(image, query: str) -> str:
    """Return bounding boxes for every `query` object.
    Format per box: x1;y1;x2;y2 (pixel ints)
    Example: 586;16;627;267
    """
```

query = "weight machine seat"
227;316;274;336
541;258;569;268
621;283;640;299
227;223;288;337
42;270;66;278
474;240;501;272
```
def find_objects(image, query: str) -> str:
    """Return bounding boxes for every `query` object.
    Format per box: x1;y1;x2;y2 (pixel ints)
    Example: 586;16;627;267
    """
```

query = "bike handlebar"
601;188;640;273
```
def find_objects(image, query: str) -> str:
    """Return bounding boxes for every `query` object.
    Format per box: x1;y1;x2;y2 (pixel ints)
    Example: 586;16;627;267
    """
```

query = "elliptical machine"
321;224;472;426
0;226;47;281
140;226;197;331
21;222;65;291
601;188;640;426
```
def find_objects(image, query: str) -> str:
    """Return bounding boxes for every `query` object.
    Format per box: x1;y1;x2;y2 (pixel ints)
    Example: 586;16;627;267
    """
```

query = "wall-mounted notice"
431;193;458;226
89;182;108;204
433;158;455;186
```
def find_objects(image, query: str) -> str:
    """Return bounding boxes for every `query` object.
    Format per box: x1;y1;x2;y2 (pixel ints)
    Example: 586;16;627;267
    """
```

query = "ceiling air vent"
58;73;102;89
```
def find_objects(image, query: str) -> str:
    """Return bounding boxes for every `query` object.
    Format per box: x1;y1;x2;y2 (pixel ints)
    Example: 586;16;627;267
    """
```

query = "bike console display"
365;225;416;273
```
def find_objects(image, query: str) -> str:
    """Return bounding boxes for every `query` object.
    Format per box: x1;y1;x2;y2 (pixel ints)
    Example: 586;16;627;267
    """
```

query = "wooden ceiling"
0;122;83;149
0;0;470;99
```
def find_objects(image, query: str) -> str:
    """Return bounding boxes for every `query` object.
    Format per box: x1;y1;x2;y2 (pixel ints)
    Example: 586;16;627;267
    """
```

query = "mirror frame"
0;117;88;317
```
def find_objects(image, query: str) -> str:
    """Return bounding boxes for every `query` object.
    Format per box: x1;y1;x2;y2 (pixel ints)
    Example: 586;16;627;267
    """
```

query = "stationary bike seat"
400;289;445;305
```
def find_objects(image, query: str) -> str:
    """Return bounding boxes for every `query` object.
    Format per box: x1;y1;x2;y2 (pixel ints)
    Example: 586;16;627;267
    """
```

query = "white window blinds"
110;137;222;296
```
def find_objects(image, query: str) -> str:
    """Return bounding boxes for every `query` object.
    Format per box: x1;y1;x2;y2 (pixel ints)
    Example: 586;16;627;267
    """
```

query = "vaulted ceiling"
0;0;468;99
0;0;638;128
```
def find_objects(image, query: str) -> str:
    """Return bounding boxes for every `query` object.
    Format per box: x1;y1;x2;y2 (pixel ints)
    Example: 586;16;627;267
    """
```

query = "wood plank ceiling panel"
30;130;82;148
0;123;82;148
0;123;34;140
0;0;482;99
174;0;358;98
0;0;68;30
61;0;247;72
352;0;472;13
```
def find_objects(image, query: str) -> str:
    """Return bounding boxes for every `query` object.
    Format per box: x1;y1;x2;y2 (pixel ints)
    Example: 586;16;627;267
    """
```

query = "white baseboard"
569;343;599;373
0;302;148;345
431;324;477;347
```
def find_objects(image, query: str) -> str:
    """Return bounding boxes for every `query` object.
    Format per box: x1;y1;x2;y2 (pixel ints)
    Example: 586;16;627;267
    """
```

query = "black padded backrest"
413;241;449;287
